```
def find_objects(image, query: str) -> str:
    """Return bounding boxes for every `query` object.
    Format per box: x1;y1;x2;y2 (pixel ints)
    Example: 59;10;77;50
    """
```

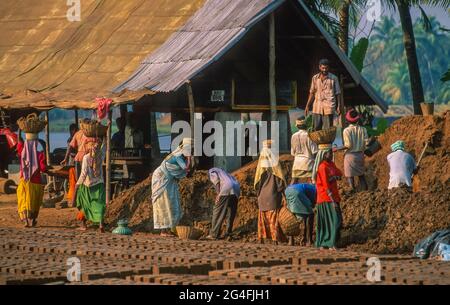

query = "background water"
38;132;172;153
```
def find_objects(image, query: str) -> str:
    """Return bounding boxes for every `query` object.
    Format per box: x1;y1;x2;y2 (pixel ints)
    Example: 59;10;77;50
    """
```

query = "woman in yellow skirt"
16;131;47;227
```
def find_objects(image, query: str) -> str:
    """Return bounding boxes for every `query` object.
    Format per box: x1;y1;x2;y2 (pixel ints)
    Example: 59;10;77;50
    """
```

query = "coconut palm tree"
381;0;450;113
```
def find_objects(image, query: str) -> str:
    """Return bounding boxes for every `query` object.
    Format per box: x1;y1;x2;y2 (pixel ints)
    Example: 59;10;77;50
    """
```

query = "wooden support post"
44;111;51;166
231;77;236;106
269;12;277;124
74;109;79;128
339;75;346;140
186;81;195;137
105;110;112;205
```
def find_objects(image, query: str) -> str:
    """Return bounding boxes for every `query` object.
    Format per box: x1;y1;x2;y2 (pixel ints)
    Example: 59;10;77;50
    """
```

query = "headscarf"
345;109;361;124
391;140;405;152
312;143;332;182
295;116;306;129
254;140;286;188
165;138;193;161
208;167;240;197
21;139;39;181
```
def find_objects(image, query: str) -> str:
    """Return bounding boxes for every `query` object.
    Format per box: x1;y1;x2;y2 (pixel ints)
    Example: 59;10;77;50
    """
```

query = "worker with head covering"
16;131;47;228
387;140;417;189
206;168;240;240
291;116;318;184
313;143;343;250
342;109;369;191
284;183;316;246
151;138;193;237
254;140;287;245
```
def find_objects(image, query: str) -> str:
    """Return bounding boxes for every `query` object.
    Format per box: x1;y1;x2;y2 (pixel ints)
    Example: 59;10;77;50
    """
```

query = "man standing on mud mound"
305;58;342;131
387;140;417;189
291;116;318;184
206;168;240;241
343;109;369;192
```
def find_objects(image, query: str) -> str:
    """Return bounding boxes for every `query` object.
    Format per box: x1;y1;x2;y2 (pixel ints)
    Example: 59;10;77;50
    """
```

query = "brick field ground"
1;226;449;285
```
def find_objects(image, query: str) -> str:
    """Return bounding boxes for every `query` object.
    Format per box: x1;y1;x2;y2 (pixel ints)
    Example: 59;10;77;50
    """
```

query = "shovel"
412;140;430;192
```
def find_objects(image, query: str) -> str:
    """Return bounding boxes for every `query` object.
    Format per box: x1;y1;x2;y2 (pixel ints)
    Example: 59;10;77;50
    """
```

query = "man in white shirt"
387;140;417;189
124;112;144;150
291;116;318;184
343;109;369;191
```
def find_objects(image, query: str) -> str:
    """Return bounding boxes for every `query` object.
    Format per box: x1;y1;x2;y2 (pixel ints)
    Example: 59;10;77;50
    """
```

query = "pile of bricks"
0;227;448;285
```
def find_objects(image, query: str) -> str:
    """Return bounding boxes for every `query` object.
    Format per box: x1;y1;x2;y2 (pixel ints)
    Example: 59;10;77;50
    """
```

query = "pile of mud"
106;112;450;254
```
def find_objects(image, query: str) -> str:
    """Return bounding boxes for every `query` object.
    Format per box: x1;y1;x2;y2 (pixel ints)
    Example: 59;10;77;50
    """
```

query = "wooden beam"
343;82;358;89
186;81;195;136
105;110;112;206
231;77;236;105
74;109;79;128
44;111;51;166
339;75;346;139
269;12;277;123
278;35;325;39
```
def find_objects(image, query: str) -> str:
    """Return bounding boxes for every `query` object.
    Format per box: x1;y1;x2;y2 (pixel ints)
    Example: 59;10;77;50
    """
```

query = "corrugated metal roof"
114;0;387;112
113;0;284;93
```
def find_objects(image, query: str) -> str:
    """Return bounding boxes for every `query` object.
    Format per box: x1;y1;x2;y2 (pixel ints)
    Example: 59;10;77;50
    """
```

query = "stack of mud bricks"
1;228;449;285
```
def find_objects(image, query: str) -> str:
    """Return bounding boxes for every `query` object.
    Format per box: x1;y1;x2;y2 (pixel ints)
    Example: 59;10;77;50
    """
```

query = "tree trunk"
338;1;350;55
396;0;425;115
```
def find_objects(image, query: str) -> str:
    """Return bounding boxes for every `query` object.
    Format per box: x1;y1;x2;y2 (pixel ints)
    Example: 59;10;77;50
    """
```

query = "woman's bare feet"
31;219;37;227
23;221;30;228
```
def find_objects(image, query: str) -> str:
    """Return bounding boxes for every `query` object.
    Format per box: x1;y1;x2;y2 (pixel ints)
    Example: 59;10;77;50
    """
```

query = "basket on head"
79;119;108;138
176;226;203;240
278;206;300;236
308;127;337;145
17;113;47;133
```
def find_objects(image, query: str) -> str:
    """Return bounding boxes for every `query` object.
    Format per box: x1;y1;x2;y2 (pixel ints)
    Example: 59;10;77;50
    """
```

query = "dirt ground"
2;113;449;256
104;112;450;255
0;194;78;229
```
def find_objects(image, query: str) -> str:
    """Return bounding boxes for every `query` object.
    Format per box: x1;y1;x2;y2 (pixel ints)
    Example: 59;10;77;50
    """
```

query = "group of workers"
14;58;419;251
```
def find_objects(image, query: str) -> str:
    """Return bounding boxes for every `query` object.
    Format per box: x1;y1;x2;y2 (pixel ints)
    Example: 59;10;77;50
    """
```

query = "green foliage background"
362;16;450;105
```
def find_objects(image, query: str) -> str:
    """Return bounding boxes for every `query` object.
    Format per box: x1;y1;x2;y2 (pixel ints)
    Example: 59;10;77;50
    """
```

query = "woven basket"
17;113;47;133
278;206;300;236
176;226;203;240
79;119;108;137
308;127;337;145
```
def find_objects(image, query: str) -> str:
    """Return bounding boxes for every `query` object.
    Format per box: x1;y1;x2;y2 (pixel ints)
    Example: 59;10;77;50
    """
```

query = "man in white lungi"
343;109;369;191
291;116;318;184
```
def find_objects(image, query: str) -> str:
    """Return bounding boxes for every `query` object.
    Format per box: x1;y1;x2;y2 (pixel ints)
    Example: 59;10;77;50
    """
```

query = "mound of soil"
106;112;450;254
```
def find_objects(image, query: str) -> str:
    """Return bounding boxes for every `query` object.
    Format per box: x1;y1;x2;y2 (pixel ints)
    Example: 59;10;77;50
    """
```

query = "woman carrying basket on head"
70;120;110;232
16;114;48;228
312;144;343;250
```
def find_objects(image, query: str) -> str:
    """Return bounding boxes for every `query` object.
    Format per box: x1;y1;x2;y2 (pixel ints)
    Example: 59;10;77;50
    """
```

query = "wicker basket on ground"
278;206;300;236
308;126;337;144
17;113;47;133
79;119;108;138
176;226;203;240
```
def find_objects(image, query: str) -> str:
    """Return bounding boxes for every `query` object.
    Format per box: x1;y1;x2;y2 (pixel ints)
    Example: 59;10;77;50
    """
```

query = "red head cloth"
345;109;361;124
96;97;112;120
